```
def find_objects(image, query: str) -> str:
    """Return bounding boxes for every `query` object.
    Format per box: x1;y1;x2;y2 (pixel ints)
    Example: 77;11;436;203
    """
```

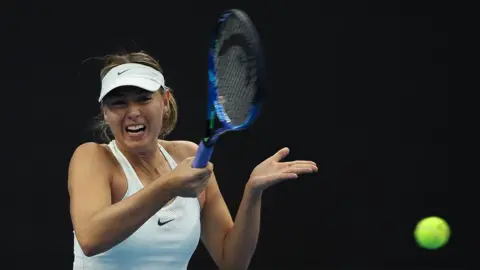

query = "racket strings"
215;17;258;126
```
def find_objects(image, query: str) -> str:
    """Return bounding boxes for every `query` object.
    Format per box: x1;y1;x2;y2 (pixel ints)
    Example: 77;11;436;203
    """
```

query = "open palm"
248;147;318;191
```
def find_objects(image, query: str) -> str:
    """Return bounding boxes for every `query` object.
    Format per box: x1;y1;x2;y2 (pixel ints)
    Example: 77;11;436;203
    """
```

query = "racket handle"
192;141;215;168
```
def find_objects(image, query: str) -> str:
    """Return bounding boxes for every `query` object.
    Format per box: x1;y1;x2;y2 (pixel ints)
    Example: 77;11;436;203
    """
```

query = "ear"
101;105;108;122
162;88;170;108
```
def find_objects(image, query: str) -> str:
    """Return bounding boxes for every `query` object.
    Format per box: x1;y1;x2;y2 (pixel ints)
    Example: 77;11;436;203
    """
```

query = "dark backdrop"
4;0;456;269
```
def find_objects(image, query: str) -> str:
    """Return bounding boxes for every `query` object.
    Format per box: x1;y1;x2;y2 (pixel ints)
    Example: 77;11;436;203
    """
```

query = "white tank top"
72;141;202;270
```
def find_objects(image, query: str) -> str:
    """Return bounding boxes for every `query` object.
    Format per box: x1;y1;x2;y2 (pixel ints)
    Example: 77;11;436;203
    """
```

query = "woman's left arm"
201;147;318;270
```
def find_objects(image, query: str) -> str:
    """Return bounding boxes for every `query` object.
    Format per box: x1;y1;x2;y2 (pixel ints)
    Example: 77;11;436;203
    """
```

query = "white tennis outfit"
73;141;202;270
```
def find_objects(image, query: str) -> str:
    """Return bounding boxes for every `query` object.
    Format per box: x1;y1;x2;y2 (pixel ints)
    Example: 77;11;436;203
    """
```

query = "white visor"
99;63;166;102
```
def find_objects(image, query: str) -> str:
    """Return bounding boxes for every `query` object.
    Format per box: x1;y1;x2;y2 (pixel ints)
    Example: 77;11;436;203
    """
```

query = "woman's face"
102;86;168;151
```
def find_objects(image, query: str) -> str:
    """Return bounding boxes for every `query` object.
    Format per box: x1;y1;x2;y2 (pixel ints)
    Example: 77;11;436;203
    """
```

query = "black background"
4;0;458;269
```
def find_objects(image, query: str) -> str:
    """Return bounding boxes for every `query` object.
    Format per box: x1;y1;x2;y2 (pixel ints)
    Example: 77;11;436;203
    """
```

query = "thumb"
270;147;290;161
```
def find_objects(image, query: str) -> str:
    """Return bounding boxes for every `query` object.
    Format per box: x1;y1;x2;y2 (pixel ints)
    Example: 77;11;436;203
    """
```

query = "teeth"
126;124;145;131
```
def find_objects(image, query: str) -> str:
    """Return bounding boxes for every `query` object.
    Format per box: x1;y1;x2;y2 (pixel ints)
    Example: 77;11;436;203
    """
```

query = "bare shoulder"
159;140;198;161
70;142;113;165
68;142;115;183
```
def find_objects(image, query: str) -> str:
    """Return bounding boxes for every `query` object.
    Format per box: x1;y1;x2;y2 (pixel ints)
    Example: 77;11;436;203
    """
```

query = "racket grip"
192;141;214;168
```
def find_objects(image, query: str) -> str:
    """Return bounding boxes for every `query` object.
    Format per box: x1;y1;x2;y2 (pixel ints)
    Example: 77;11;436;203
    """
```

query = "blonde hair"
92;51;178;142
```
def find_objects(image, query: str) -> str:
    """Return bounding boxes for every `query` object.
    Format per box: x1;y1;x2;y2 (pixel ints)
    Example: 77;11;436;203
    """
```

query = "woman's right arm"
68;142;176;257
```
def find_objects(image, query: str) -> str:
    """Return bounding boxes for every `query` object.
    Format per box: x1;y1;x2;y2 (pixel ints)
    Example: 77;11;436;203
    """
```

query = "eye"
105;98;126;107
137;95;152;103
112;100;126;106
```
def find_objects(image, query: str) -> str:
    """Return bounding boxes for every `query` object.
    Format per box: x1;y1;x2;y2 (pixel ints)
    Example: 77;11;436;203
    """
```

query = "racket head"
206;9;267;141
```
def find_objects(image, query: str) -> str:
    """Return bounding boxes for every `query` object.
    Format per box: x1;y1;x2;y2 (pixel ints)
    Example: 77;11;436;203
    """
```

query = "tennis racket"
192;9;267;168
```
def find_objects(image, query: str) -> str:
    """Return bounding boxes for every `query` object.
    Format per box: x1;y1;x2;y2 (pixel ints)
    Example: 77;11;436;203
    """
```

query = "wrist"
155;174;178;198
245;181;263;199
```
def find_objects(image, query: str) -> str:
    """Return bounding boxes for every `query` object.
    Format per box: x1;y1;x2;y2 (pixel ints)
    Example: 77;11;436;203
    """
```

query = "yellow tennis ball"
414;216;450;250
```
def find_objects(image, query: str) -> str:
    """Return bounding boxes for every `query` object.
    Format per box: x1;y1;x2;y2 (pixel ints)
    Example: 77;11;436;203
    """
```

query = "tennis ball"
414;216;450;250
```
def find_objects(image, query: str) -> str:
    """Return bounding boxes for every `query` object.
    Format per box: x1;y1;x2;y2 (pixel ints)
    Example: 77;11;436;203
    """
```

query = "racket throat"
202;137;217;147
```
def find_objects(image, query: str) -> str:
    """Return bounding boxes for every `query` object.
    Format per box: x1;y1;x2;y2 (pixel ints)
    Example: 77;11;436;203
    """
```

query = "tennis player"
68;51;318;270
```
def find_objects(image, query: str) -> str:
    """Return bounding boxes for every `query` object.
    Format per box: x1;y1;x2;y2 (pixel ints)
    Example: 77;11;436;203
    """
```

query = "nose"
126;103;141;120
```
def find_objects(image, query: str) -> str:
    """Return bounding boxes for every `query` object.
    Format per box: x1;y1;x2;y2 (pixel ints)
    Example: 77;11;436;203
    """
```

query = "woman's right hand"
166;157;214;198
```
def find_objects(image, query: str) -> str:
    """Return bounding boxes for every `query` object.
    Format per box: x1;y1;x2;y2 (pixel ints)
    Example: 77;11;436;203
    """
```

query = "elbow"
82;246;99;258
219;258;250;270
220;264;248;270
76;234;103;257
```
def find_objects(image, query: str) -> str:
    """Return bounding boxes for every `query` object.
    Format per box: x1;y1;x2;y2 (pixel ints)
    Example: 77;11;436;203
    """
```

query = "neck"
116;140;160;168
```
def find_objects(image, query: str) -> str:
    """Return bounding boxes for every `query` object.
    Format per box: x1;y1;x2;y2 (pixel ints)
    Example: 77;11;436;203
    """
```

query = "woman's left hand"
247;147;318;192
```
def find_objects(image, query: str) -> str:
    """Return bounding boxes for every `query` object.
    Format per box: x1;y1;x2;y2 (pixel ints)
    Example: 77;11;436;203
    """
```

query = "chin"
121;129;157;151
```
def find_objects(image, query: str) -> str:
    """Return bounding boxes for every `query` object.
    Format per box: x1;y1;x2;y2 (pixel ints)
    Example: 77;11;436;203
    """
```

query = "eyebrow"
108;89;149;98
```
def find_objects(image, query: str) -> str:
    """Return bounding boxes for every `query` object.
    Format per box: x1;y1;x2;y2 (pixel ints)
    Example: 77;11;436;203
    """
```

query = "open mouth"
125;124;146;134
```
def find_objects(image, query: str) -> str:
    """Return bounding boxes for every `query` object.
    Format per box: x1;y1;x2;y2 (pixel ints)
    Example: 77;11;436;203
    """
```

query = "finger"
206;161;214;172
203;169;214;181
185;156;196;162
198;174;211;189
285;163;318;171
194;161;213;174
270;147;290;162
286;160;317;166
258;173;298;187
286;166;317;175
196;168;213;181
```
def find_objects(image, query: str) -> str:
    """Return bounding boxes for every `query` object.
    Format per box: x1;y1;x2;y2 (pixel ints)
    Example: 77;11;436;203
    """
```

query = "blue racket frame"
192;9;264;168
